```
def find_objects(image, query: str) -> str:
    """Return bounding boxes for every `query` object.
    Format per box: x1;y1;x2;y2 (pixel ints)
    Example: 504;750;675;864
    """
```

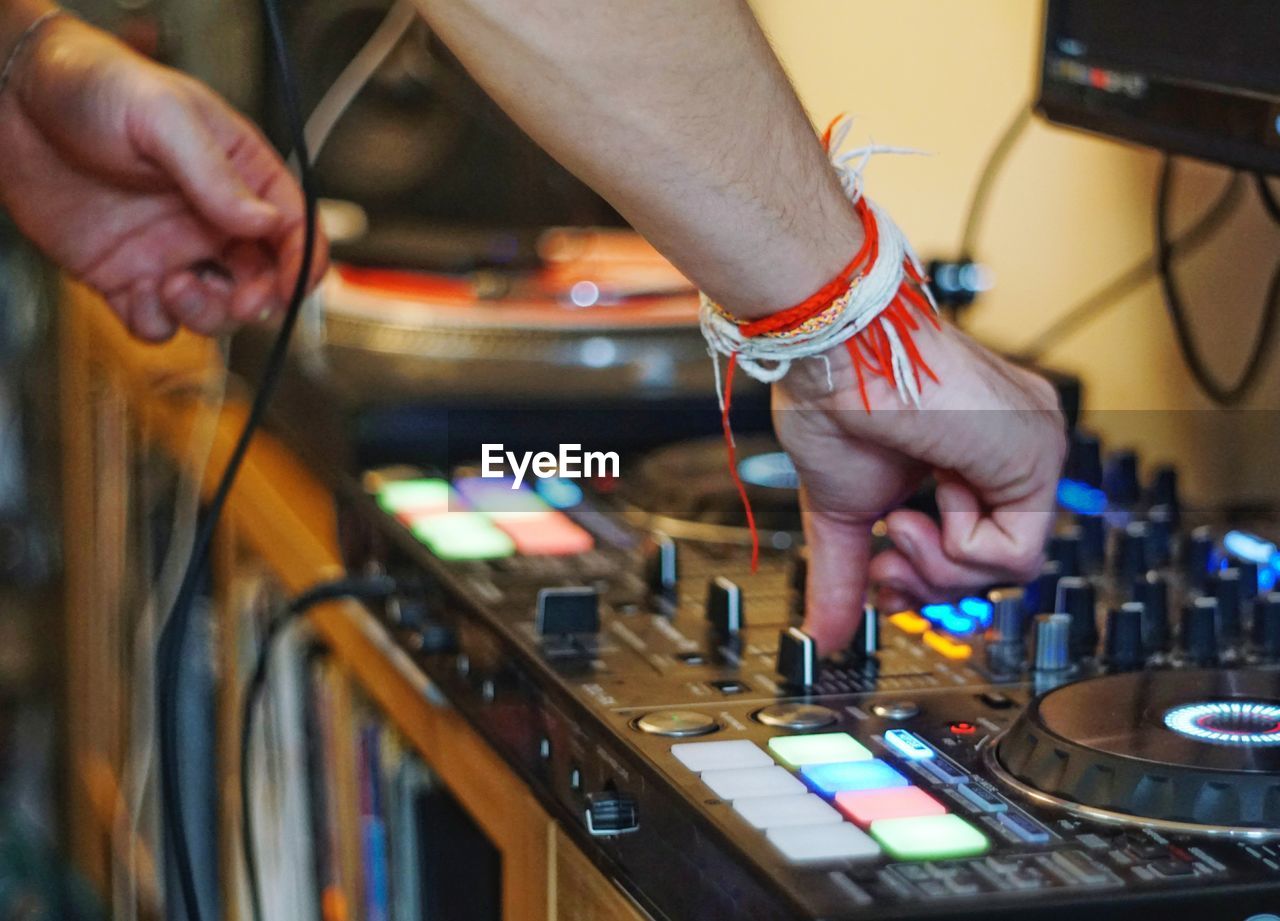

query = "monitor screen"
1039;0;1280;174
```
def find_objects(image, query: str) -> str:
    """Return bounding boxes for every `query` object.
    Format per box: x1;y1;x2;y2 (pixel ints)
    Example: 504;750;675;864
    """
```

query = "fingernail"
242;198;281;226
893;531;917;558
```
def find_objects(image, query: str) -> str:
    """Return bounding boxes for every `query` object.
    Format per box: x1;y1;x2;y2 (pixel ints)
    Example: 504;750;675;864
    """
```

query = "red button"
948;721;977;736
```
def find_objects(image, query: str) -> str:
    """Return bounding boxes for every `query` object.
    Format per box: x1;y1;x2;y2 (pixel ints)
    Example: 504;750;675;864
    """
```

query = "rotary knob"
1211;569;1243;645
1048;530;1083;579
1182;527;1216;594
1145;464;1181;528
1105;602;1144;671
1055;576;1098;659
1033;613;1071;672
1132;571;1171;654
986;588;1026;673
1183;596;1220;667
1075;514;1107;574
1103;449;1141;507
1254;593;1280;661
1067;431;1103;488
1115;521;1150;586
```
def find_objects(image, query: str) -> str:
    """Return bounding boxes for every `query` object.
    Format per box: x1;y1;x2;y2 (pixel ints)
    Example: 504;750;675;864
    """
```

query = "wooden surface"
60;282;643;921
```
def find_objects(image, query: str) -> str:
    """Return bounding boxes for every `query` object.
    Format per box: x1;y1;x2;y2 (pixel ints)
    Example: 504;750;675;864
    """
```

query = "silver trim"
981;733;1280;841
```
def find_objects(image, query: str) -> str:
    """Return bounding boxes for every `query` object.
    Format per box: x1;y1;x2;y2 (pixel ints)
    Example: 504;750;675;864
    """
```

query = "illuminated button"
732;794;842;830
671;740;772;773
766;824;881;864
700;766;805;801
376;478;453;516
882;729;934;761
410;514;515;560
870;814;989;860
800;759;907;797
956;783;1008;814
768;733;872;768
996;811;1051;844
453;477;551;518
949;721;978;736
494;512;594;556
889;611;930;634
917;756;968;786
923;630;972;660
834;786;946;828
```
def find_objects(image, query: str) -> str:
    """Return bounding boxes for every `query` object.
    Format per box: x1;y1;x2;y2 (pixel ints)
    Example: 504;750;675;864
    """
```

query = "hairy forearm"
411;0;863;319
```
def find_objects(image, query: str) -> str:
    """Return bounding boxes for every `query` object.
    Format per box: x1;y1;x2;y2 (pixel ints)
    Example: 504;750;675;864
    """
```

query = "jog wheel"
990;670;1280;834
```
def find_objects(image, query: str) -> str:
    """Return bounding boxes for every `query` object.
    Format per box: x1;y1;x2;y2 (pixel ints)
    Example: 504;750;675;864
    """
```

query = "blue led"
800;759;909;797
920;602;981;636
1056;479;1107;515
957;596;993;627
882;729;934;761
534;476;584;509
1222;531;1280;592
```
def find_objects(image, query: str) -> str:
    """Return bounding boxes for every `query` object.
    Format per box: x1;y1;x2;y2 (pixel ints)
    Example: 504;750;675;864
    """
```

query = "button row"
670;733;989;865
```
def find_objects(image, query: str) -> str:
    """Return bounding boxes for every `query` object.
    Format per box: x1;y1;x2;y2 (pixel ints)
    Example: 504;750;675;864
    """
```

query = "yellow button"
923;630;972;660
889;611;930;635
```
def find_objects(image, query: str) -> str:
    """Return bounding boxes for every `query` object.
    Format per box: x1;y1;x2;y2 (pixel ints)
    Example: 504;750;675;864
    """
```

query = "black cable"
1259;174;1280;227
156;0;317;915
1156;155;1280;406
1016;170;1244;362
239;575;399;921
959;104;1033;259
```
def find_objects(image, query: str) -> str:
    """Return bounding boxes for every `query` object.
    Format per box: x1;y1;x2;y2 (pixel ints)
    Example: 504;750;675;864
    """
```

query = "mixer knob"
1115;521;1150;585
643;531;679;599
1252;592;1280;660
1066;431;1103;488
1132;571;1171;654
1145;464;1181;528
1182;526;1216;593
1233;560;1261;604
706;576;744;637
1054;576;1098;658
986;588;1026;673
536;587;600;636
776;627;817;687
1182;596;1220;666
1074;514;1107;574
1048;530;1082;578
1144;505;1175;568
1103;449;1141;507
1032;613;1071;672
1210;569;1243;644
1105;602;1145;671
851;604;879;659
1026;561;1062;616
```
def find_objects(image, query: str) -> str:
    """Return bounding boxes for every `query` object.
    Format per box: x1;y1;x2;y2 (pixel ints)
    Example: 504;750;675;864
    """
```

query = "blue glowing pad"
799;759;908;797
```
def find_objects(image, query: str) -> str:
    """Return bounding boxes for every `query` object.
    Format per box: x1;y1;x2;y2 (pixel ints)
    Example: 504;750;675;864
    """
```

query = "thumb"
799;486;873;656
137;92;281;238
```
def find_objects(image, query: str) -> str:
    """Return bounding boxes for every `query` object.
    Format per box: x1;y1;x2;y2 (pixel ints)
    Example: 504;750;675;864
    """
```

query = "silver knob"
1033;613;1071;672
986;587;1026;672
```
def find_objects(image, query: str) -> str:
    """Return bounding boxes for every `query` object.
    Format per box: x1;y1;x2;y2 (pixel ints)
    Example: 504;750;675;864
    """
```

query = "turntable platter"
993;670;1280;832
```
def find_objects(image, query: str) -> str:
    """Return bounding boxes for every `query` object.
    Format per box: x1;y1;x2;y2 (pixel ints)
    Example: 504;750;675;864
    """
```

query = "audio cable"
239;575;399;921
155;0;317;916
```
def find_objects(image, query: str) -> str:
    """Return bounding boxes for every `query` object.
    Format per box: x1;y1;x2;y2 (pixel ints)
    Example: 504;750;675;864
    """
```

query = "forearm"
411;0;862;320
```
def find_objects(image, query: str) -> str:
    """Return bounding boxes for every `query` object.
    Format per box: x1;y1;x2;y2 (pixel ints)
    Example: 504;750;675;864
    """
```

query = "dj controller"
334;433;1280;921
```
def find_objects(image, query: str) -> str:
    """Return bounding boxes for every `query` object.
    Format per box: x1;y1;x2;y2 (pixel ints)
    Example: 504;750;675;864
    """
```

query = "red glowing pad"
495;512;595;556
834;785;946;828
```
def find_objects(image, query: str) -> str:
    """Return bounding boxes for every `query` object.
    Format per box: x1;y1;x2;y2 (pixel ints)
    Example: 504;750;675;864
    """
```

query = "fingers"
800;488;875;656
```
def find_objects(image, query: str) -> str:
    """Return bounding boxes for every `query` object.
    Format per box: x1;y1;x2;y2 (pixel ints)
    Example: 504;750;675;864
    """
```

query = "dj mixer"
335;433;1280;921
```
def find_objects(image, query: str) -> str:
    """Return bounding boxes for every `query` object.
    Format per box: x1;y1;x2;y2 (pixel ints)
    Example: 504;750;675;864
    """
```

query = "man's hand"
0;6;326;341
774;325;1066;654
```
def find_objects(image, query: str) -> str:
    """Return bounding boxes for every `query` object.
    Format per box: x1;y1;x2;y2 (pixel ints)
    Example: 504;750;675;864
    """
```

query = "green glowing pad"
767;733;873;768
376;479;453;515
410;513;514;560
869;814;989;860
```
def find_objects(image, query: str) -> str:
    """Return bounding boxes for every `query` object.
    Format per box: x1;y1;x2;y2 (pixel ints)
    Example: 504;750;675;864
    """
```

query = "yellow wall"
752;0;1280;505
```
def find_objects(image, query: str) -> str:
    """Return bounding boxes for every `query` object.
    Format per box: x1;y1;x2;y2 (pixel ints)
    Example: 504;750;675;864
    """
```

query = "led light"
922;630;972;660
410;513;515;560
882;730;934;761
800;759;907;797
958;596;994;627
870;814;989;860
1223;530;1276;566
376;478;453;515
494;513;594;556
835;786;946;828
920;603;980;636
453;477;550;517
1057;479;1108;515
888;611;930;634
534;476;584;509
767;733;872;768
1163;701;1280;746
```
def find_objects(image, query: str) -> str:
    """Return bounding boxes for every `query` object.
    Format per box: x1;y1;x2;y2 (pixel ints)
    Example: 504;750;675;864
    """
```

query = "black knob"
644;531;678;599
1067;431;1103;488
584;791;640;836
536;587;600;636
1145;465;1180;528
1183;596;1220;666
1132;571;1171;654
1105;602;1145;671
1234;560;1260;604
1211;569;1244;644
851;604;879;659
1075;514;1107;574
1048;530;1083;578
986;588;1026;672
1104;450;1141;507
777;627;817;687
706;576;744;637
1253;593;1280;660
1055;576;1098;658
1144;506;1175;568
1183;527;1216;593
1115;521;1150;585
1026;561;1062;616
